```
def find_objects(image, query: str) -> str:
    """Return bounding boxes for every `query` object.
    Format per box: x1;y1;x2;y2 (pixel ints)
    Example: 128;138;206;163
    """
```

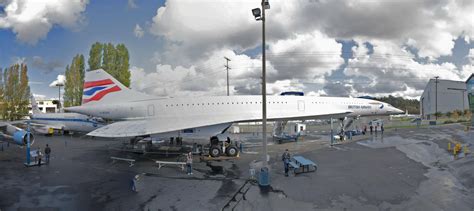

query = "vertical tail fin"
82;69;150;106
30;95;42;114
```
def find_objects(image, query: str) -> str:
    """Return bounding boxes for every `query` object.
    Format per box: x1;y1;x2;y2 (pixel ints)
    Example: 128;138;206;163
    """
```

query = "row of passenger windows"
311;102;366;105
165;101;289;107
164;101;367;107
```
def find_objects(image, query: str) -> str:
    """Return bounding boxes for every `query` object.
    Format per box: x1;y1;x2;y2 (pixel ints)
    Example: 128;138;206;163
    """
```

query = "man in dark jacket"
281;149;291;176
44;144;51;164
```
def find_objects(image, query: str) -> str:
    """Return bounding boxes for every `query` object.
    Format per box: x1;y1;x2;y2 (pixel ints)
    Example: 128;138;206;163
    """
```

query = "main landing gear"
208;136;239;157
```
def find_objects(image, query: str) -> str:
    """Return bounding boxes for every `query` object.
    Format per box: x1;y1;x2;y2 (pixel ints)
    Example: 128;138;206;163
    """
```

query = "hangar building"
420;77;469;119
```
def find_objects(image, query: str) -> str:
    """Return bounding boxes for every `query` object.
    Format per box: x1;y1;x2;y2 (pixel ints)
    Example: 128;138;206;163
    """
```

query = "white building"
28;99;58;114
420;78;469;119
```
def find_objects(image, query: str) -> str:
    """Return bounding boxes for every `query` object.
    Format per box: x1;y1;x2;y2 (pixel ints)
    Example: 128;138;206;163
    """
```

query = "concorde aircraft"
29;96;105;134
65;69;403;146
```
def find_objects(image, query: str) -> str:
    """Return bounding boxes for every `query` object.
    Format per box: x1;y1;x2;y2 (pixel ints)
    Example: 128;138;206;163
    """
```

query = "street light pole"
260;0;268;166
252;0;270;169
56;84;64;112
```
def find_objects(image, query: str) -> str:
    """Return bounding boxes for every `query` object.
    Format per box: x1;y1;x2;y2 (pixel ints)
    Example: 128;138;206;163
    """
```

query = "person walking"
186;152;193;175
369;125;373;134
381;124;385;134
281;149;291;177
44;144;51;164
37;147;43;166
130;175;139;192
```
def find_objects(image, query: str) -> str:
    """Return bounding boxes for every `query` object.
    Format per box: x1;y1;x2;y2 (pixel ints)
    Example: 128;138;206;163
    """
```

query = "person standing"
381;124;385;134
44;144;51;164
281;149;291;177
186;152;193;175
131;175;139;192
37;147;43;166
369;125;373;134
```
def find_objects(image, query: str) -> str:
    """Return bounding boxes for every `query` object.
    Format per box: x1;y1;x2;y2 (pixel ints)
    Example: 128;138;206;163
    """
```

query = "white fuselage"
71;96;401;120
68;95;402;139
30;112;104;133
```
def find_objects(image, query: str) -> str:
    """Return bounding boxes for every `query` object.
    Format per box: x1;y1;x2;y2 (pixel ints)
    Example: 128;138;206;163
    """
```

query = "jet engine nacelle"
0;124;35;146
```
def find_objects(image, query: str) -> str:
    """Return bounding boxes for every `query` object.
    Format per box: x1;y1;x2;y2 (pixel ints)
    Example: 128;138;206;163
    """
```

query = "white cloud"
0;0;89;44
30;56;63;74
268;30;344;81
131;48;306;97
32;93;46;100
49;75;65;87
468;49;474;62
150;0;473;63
307;90;328;97
143;0;473;99
337;40;469;98
133;24;144;38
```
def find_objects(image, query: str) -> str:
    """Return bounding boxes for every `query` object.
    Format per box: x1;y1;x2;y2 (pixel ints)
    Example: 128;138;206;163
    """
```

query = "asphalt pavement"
1;124;473;210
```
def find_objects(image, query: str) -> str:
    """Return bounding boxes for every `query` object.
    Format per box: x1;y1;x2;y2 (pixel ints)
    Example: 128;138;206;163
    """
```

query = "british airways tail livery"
65;69;403;139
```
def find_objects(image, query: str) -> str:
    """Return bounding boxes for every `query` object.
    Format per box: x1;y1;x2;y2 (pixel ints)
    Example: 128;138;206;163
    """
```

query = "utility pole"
224;57;231;96
435;76;439;120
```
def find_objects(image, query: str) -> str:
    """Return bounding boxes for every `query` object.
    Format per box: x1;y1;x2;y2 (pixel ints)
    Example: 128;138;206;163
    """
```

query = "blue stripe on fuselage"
31;117;100;125
84;86;107;96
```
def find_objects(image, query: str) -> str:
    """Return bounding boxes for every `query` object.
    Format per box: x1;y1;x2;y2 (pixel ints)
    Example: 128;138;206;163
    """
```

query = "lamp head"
263;0;270;9
252;8;261;20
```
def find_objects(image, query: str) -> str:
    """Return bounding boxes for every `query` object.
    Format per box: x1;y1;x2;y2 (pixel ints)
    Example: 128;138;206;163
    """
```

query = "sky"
0;0;473;100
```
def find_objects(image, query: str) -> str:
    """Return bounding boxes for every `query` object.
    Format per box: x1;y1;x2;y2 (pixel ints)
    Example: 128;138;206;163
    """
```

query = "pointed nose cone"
394;108;404;114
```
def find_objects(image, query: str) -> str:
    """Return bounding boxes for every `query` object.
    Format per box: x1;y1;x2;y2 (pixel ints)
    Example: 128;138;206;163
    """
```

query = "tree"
115;44;130;87
18;64;30;116
2;63;30;120
88;42;103;71
87;42;131;87
464;109;472;118
452;110;460;119
64;54;85;107
446;111;452;119
0;67;4;118
434;112;443;119
375;95;420;114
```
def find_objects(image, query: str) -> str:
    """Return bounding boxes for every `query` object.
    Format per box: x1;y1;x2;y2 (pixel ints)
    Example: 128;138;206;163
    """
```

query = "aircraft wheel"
209;146;221;157
226;146;238;157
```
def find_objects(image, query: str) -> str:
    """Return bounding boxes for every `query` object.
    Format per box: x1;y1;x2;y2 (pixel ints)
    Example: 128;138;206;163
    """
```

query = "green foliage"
434;112;443;118
1;63;30;120
88;42;103;71
464;109;472;119
454;109;463;117
64;54;85;107
375;95;419;114
87;42;130;87
446;111;453;118
452;111;459;119
464;109;470;116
